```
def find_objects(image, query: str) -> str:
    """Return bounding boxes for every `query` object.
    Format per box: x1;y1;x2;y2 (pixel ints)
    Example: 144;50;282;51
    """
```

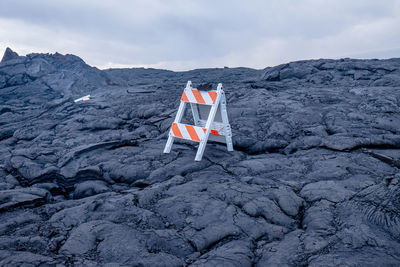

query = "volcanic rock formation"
0;47;399;266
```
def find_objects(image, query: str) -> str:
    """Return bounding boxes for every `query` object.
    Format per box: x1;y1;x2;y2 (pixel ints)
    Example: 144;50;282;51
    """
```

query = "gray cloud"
0;0;399;70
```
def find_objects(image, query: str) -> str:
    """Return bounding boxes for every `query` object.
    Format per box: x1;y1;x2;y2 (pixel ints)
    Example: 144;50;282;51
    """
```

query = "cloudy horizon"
1;0;400;71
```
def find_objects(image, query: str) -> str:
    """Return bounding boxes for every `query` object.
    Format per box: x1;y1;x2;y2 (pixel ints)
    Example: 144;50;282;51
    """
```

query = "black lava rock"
0;48;399;266
1;47;19;62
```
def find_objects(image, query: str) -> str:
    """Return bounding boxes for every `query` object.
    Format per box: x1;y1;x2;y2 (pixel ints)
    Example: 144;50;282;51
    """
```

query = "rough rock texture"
0;47;399;266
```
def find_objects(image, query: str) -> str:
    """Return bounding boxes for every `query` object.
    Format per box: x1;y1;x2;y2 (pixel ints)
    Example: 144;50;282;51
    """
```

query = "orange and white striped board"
170;122;206;142
164;81;233;161
181;89;217;105
170;122;220;142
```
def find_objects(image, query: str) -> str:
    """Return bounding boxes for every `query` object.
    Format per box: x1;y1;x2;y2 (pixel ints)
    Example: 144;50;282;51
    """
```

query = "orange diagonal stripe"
208;91;217;103
192;89;206;104
181;91;189;102
171;123;183;138
185;125;200;142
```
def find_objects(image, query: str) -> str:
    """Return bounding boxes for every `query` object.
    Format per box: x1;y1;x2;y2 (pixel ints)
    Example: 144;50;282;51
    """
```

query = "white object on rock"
74;95;91;103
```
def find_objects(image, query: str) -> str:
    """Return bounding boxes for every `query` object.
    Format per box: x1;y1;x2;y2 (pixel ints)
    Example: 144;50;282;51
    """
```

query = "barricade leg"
163;135;174;154
194;83;223;161
195;140;207;161
164;97;187;154
220;92;233;151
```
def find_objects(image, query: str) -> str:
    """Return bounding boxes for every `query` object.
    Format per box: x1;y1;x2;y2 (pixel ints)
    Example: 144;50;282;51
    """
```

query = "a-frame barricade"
164;81;233;161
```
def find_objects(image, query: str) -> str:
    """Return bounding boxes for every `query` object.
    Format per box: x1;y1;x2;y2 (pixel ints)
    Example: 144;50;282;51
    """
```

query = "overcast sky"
1;0;399;70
